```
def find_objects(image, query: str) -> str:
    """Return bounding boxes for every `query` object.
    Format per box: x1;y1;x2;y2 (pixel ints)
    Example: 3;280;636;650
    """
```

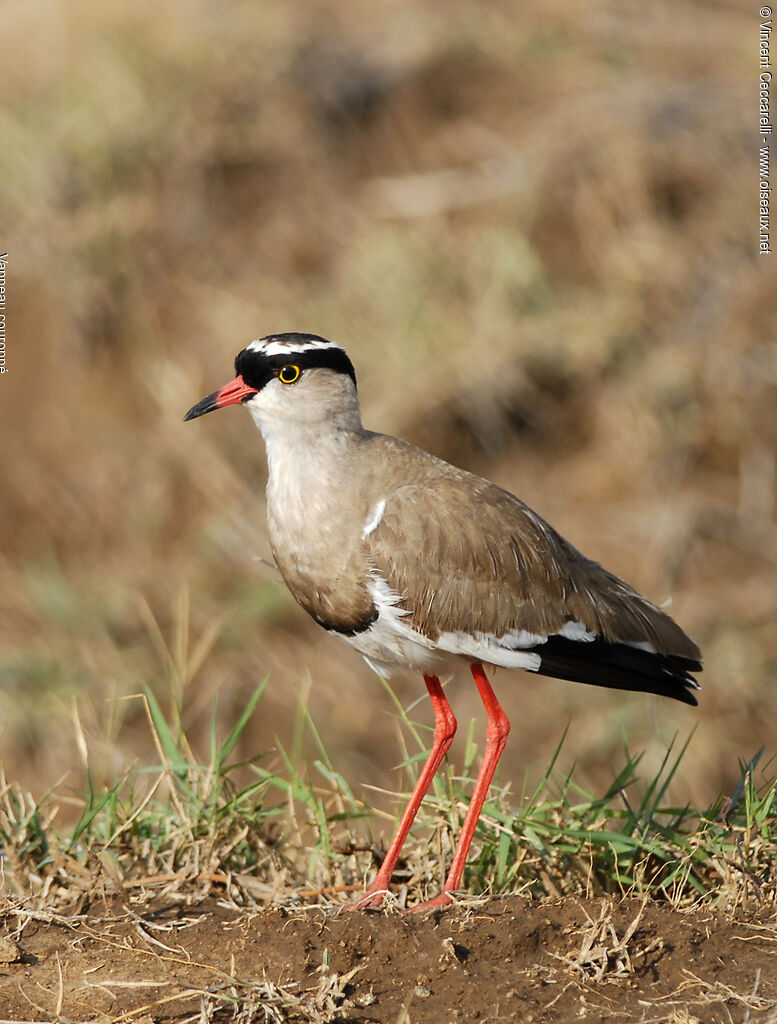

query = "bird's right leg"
339;674;457;911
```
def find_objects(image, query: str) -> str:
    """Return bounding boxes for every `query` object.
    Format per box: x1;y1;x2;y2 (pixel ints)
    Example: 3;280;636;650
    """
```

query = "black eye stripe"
235;346;357;392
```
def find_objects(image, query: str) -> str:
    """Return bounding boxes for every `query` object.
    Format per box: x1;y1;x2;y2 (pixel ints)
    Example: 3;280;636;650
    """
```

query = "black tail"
530;635;701;706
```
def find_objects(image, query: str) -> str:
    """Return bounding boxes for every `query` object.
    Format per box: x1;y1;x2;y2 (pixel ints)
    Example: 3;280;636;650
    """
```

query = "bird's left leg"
411;662;510;912
339;673;457;911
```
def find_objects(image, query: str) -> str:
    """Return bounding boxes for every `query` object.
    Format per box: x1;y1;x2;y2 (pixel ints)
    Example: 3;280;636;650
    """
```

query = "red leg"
340;674;457;911
412;662;510;912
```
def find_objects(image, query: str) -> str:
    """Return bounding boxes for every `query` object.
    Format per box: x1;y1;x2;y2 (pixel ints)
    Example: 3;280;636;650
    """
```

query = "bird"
184;332;701;912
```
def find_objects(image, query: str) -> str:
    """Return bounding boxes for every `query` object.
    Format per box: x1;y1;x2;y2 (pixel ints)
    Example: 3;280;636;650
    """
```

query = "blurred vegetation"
2;677;775;913
1;0;775;826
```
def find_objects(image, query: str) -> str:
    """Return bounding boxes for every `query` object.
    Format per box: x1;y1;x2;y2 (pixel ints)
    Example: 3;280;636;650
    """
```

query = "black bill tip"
183;391;220;422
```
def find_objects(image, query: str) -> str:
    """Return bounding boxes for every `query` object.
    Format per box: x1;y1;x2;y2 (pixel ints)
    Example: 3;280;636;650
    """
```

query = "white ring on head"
247;336;343;358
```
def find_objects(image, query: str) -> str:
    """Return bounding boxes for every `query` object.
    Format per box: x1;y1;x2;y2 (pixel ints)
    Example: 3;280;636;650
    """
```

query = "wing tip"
530;634;703;706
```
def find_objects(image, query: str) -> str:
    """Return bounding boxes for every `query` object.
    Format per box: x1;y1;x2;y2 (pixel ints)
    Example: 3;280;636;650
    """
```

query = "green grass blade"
216;676;269;771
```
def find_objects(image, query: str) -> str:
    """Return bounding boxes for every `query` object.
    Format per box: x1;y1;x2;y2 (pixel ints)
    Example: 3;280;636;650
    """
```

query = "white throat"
245;380;364;525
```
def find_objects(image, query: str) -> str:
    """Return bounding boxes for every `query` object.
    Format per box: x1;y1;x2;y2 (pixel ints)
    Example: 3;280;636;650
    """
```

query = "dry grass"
0;665;774;924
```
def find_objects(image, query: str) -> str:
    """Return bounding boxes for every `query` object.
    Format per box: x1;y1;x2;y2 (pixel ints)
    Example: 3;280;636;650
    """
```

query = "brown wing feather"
363;439;700;661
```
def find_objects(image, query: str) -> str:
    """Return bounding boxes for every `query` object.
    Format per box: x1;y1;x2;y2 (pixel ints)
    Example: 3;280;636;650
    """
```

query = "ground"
2;894;776;1023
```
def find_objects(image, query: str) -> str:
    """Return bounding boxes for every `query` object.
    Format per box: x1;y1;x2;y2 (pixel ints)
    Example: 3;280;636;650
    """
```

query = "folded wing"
365;467;701;706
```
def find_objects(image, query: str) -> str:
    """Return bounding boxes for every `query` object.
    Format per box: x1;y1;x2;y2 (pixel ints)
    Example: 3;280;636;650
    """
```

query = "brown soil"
2;894;775;1023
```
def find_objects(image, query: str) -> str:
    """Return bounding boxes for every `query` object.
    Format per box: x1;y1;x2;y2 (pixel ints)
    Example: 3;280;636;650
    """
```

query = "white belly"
340;574;443;676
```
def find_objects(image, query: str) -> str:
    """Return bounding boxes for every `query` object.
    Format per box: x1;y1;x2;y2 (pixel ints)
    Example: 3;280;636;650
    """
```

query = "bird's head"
184;333;360;433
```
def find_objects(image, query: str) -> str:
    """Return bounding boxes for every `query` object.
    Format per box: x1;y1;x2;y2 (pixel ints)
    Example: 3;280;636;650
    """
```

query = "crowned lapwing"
185;333;701;911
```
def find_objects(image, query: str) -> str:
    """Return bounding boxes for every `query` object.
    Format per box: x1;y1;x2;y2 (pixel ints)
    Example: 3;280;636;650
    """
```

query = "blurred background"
1;0;775;822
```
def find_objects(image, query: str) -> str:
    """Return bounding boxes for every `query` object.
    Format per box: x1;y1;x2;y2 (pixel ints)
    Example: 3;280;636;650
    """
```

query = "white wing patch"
559;620;597;642
437;619;598;671
361;499;386;539
436;630;543;671
624;639;658;654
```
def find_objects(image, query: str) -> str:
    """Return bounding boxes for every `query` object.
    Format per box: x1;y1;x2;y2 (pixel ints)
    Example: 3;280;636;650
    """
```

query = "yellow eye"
278;364;301;385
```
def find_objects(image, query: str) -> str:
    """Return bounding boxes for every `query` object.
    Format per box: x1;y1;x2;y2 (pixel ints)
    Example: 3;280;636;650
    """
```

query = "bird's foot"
336;886;390;912
407;890;455;914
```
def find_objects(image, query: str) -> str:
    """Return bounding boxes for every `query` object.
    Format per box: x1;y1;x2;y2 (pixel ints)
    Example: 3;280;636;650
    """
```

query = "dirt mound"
2;894;775;1022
